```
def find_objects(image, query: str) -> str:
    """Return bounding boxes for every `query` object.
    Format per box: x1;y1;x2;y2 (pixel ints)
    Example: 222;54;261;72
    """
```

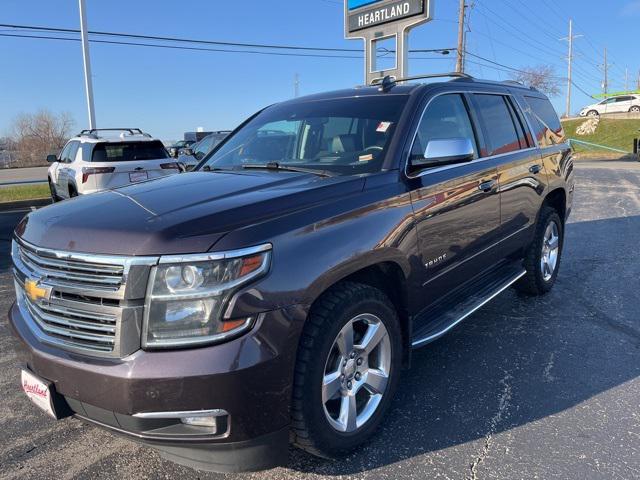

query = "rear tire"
516;206;564;295
68;186;78;198
291;282;402;458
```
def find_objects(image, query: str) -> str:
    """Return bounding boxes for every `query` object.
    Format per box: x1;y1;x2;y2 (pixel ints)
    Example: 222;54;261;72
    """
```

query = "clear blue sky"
0;0;637;141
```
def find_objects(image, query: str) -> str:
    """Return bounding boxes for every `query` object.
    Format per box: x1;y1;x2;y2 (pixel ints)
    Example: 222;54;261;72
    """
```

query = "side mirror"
410;138;475;172
182;147;194;157
46;154;58;163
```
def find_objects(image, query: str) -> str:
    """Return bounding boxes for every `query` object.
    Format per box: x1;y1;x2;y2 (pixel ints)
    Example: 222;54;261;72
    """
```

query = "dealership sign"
344;0;432;84
347;0;426;33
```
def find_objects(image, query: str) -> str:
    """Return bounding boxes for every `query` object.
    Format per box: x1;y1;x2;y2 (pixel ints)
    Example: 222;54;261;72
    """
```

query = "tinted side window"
411;94;477;159
58;143;72;162
474;94;521;156
505;97;530;149
66;141;80;163
525;96;565;146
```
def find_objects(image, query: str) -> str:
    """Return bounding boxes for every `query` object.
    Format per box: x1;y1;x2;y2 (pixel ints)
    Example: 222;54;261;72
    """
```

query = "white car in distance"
47;128;182;201
579;94;640;117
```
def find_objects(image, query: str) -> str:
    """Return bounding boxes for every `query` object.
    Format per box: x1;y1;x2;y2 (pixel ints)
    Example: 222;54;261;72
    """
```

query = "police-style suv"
47;128;182;201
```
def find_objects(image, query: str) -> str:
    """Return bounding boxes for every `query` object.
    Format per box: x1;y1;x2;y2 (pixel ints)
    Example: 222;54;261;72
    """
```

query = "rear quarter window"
525;96;565;146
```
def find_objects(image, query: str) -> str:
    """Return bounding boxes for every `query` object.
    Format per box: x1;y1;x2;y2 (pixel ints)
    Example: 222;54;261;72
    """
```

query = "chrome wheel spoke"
547;235;559;250
363;368;388;395
338;394;358;432
323;371;342;403
358;322;386;355
335;321;354;358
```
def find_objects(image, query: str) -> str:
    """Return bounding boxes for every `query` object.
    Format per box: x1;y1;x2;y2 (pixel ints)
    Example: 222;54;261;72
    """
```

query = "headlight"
142;244;271;348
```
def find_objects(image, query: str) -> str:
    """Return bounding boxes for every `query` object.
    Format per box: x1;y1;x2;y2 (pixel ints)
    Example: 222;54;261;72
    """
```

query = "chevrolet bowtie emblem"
24;279;52;303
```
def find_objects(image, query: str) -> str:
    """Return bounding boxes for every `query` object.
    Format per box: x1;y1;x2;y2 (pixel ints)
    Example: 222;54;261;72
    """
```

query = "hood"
16;171;365;255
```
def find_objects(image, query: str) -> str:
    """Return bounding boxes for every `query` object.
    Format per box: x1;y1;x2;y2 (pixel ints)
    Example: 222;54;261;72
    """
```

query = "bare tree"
511;65;561;97
9;110;75;167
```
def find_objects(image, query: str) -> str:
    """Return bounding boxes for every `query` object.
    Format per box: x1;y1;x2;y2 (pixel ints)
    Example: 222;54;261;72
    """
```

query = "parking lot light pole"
79;0;96;129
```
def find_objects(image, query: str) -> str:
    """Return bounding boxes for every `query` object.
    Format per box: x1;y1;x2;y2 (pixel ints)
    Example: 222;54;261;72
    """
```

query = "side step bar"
411;263;526;349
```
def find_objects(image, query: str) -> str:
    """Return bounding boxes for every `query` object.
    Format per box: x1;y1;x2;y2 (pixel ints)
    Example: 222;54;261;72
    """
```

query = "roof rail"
370;72;473;92
78;128;151;138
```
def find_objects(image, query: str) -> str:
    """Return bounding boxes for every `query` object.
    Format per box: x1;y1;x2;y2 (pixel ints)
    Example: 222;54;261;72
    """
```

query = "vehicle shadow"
287;214;640;475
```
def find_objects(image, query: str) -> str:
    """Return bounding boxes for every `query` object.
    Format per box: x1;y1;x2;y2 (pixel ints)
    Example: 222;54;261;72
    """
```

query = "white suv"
47;128;181;201
579;95;640;117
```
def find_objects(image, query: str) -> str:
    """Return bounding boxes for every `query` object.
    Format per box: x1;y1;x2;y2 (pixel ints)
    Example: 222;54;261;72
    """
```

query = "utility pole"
602;48;609;96
637;69;640;90
456;0;466;73
294;73;299;98
561;19;581;118
624;67;629;92
78;0;96;129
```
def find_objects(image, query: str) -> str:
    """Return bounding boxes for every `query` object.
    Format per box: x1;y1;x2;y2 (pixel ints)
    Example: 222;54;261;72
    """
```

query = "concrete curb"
0;198;51;212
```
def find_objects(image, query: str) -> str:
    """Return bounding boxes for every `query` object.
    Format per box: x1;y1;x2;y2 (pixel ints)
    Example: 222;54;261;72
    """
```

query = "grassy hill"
562;117;640;154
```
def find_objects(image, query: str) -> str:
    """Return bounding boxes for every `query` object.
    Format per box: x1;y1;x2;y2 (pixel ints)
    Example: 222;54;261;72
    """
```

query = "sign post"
345;0;433;85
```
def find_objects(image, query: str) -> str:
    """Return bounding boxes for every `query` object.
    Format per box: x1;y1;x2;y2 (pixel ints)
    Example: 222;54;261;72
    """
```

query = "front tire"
516;206;564;295
587;110;599;117
48;180;59;203
291;282;402;458
630;106;640;113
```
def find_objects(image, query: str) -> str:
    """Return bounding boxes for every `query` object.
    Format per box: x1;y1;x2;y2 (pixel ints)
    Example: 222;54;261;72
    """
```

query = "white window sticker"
376;121;392;133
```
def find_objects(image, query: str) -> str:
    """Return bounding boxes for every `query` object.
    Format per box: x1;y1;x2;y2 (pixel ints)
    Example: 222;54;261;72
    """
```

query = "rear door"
614;96;633;113
89;140;176;190
471;92;548;255
408;92;501;306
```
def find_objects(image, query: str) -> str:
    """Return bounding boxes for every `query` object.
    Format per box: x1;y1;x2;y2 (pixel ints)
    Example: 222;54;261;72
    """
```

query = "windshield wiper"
241;162;334;177
201;165;232;172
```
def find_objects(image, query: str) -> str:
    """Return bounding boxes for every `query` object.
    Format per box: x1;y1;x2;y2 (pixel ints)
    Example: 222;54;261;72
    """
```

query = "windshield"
92;141;169;162
198;96;409;175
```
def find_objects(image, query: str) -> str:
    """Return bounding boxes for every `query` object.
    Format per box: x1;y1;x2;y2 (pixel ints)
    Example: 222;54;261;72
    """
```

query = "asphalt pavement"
0;166;49;186
0;162;639;480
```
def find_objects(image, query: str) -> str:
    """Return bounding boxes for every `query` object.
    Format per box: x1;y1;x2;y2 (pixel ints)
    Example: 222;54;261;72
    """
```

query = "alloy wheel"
540;220;560;281
322;313;391;433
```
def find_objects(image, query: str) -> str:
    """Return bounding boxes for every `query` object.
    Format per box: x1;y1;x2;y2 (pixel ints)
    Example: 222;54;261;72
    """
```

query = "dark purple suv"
9;75;574;472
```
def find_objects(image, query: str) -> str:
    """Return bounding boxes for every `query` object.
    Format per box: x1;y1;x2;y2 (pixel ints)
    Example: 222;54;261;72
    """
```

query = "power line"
464;50;595;99
0;32;365;59
0;23;361;53
472;4;600;84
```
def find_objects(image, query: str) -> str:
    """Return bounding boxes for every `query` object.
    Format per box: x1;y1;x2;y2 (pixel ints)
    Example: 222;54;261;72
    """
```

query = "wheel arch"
306;256;412;367
542;187;567;222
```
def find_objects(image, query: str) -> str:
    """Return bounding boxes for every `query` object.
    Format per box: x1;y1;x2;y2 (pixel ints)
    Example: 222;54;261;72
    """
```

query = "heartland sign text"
347;0;425;33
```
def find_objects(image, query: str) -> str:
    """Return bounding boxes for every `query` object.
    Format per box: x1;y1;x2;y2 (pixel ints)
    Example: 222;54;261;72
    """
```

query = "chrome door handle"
529;164;542;174
478;180;496;193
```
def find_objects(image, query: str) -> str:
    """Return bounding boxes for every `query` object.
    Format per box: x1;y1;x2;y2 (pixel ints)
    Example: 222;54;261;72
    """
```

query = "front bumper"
9;301;308;472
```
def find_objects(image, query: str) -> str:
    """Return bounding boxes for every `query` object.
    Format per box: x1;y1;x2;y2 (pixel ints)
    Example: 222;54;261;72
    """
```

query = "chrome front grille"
12;237;158;358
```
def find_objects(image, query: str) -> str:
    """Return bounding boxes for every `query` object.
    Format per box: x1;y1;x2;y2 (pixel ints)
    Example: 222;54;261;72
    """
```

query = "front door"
407;92;501;310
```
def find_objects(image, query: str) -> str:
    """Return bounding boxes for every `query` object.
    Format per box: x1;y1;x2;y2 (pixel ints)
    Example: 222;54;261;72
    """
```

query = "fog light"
180;415;218;429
